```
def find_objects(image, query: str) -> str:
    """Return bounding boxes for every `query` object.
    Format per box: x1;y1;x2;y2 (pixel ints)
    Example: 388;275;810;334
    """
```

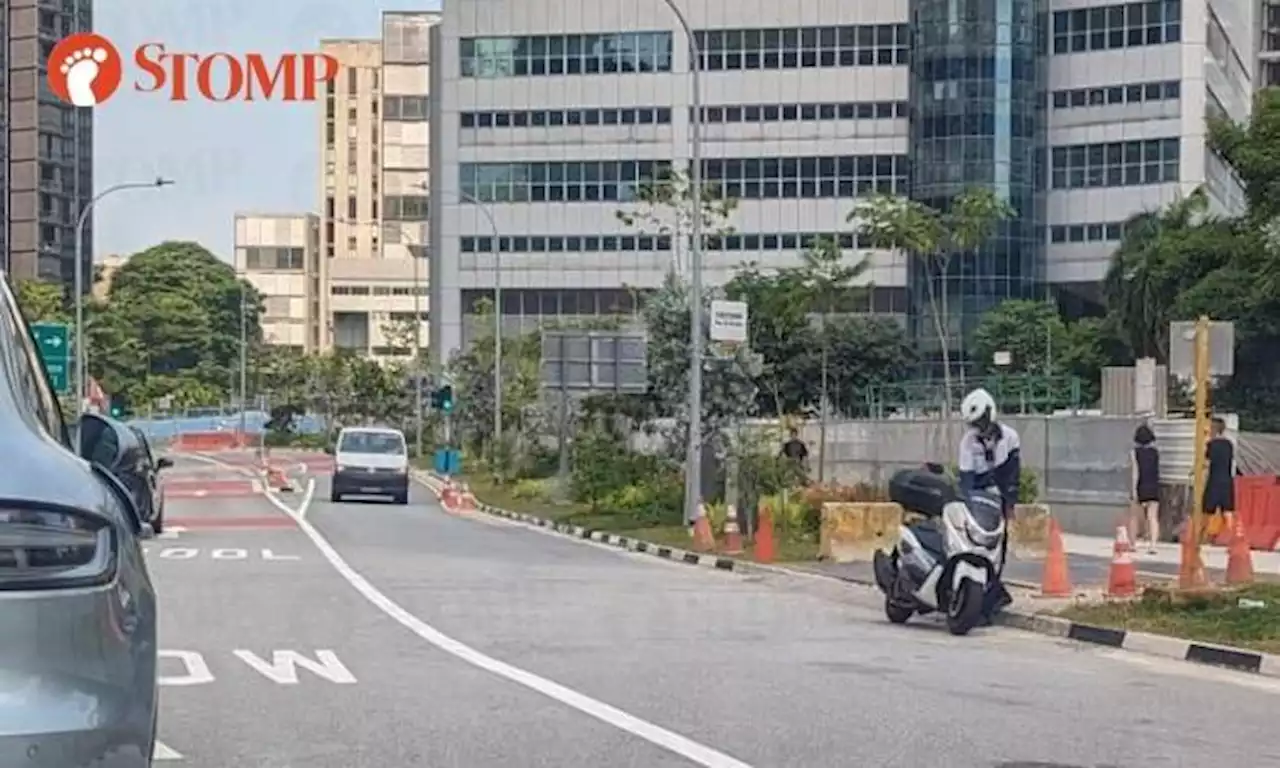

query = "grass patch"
449;471;820;563
1058;583;1280;655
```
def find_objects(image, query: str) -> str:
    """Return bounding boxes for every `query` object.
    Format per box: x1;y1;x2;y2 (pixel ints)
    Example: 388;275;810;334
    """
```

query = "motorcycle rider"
956;387;1019;618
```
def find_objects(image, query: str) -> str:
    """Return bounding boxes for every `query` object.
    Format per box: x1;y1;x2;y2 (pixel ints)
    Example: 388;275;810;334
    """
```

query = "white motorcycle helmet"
959;388;997;430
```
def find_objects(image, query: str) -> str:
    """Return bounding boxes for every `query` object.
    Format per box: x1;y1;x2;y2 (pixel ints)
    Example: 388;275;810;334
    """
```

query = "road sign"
1169;320;1234;377
31;322;70;394
709;300;748;343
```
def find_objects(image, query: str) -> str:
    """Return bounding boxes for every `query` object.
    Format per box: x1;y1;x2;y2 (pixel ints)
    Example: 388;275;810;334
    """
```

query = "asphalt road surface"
152;454;1280;767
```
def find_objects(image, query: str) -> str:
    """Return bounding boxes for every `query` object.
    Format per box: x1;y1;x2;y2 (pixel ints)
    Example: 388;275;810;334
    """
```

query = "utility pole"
239;282;248;441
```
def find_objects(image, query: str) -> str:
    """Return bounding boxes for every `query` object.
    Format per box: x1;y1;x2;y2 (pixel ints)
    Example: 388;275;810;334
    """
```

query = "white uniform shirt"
958;422;1021;486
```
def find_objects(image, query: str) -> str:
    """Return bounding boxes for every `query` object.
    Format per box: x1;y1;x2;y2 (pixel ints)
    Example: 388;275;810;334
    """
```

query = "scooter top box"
888;467;959;518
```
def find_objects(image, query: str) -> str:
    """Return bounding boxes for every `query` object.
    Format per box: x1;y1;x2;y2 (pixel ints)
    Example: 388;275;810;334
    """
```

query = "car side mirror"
323;445;333;454
157;457;174;470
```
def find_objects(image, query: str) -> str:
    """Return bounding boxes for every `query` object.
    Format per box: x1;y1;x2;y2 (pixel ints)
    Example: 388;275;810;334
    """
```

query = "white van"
330;426;410;504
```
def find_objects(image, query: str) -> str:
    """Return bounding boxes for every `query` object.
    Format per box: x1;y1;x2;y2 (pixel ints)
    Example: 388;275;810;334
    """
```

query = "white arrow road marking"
153;741;182;760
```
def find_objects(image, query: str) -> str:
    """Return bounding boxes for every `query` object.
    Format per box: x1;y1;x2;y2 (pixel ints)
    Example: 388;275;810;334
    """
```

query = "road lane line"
263;487;754;768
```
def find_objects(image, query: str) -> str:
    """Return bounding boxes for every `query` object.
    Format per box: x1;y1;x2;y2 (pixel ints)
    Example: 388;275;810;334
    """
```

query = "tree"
615;167;738;277
96;241;263;408
380;316;418;358
822;315;916;415
852;188;1014;413
794;236;869;479
13;280;66;323
642;273;760;463
723;265;815;416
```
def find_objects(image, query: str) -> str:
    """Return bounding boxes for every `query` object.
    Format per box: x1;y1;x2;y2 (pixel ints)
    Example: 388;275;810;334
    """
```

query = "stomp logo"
46;32;339;107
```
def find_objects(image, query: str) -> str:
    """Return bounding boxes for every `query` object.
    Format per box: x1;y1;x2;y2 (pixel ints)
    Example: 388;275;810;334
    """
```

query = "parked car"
131;425;173;533
0;273;159;766
329;426;410;504
77;416;170;535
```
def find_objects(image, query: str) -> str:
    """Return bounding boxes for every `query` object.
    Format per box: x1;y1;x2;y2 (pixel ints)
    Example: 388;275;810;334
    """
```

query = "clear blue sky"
94;0;440;262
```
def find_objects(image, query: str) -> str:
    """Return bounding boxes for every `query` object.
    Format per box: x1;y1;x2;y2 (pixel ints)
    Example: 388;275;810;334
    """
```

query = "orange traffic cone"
1225;513;1255;585
457;483;477;512
1179;514;1209;589
441;480;458;511
691;504;715;552
754;501;776;564
722;504;743;555
1107;525;1137;597
1039;518;1073;597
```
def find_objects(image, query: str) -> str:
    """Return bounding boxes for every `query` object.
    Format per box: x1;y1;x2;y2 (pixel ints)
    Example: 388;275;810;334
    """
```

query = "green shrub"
599;477;684;527
511;478;551;502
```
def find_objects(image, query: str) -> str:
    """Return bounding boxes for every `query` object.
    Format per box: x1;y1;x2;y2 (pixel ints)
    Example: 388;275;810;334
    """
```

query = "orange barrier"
171;431;255;451
1232;475;1280;551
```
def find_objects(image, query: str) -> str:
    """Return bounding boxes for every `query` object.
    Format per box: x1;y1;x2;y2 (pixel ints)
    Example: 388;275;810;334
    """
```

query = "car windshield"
339;431;405;455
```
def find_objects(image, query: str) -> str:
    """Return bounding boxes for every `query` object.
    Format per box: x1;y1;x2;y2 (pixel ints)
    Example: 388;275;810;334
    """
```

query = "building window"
461;106;673;129
383;195;429;221
1048;221;1126;244
1051;1;1181;55
460;32;673;78
244;247;305;270
1049;138;1180;189
1050;80;1180;110
460;160;672;203
693;100;906;122
693;25;909;70
385;95;429;121
347;67;358;95
330;285;372;296
461;234;675;254
703;155;908;199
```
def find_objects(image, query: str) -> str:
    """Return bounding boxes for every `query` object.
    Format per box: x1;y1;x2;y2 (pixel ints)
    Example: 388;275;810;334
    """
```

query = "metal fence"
125;408;328;441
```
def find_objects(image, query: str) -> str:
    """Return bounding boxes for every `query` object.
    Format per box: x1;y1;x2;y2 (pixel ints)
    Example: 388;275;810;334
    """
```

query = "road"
152;453;1280;767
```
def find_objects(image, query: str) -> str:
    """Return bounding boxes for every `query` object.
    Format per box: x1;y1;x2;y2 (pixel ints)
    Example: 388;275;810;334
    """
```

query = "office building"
3;0;94;286
92;253;125;300
429;0;1254;368
234;213;322;352
317;10;437;359
1261;1;1280;87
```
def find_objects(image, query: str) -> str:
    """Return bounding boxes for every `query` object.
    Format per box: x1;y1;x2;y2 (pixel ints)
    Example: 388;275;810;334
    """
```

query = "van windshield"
338;431;406;455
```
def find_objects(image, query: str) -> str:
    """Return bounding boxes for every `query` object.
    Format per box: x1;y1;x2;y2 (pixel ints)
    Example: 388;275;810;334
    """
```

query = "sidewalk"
807;532;1280;590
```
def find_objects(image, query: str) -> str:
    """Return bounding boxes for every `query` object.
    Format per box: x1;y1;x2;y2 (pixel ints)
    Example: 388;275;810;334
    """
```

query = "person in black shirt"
781;428;809;479
1202;416;1235;540
1129;424;1161;554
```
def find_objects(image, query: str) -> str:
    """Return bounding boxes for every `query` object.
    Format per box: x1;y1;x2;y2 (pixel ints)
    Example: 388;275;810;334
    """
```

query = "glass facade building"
908;0;1047;370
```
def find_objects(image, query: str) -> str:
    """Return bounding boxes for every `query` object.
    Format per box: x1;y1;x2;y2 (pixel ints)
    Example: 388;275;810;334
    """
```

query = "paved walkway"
807;532;1280;590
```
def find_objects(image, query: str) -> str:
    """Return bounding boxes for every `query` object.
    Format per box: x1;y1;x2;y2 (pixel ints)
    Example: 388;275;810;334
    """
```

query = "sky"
94;0;440;262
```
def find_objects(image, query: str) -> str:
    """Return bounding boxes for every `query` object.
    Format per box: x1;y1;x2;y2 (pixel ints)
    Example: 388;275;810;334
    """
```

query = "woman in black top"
1130;424;1161;553
1203;416;1235;539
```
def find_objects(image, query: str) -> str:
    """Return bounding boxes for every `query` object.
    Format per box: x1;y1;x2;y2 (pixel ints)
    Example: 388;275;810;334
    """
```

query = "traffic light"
431;385;454;413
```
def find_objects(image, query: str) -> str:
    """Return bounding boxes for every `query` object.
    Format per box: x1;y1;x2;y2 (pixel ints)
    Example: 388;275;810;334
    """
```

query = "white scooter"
872;466;1007;636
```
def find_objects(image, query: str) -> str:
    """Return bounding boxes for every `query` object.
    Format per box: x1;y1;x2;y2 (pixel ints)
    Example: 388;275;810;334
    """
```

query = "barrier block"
1008;503;1051;559
819;502;904;563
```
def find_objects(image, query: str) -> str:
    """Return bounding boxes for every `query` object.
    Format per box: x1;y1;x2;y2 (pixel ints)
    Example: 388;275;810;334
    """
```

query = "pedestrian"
780;427;809;480
1129;423;1160;554
1202;416;1235;540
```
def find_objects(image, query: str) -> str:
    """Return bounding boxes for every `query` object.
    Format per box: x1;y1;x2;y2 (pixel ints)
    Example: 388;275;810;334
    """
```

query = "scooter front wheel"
946;579;985;636
884;597;914;624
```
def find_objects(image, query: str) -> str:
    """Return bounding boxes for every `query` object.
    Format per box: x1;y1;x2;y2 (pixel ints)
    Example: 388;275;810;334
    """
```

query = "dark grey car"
0;275;159;766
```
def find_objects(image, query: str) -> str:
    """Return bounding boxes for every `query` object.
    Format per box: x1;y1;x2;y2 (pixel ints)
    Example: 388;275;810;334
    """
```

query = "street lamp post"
658;0;706;525
74;177;174;422
239;281;248;442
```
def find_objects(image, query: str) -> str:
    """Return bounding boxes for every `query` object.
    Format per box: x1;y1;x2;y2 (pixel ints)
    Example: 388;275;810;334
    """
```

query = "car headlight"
335;464;349;473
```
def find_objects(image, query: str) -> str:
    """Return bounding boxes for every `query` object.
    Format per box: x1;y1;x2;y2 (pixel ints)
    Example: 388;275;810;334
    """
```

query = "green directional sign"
31;322;70;394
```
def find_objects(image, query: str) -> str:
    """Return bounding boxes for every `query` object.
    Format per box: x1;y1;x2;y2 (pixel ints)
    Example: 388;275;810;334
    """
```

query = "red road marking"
164;516;296;529
163;480;258;499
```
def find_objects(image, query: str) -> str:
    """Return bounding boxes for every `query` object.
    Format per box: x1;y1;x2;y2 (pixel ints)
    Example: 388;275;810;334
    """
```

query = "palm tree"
1103;186;1209;361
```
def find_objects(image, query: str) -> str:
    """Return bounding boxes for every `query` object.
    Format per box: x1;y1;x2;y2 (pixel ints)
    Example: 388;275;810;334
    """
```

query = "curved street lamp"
74;177;175;422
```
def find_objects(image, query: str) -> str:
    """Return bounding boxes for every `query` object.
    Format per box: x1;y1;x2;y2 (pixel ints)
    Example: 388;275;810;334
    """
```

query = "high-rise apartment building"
316;11;438;359
3;0;94;286
234;213;322;353
429;0;1254;368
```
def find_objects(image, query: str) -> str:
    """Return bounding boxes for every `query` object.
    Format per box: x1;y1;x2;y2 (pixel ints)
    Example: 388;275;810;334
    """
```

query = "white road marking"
144;547;302;561
233;649;357;685
158;650;215;686
157;525;186;540
153;741;182;760
263;485;754;768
